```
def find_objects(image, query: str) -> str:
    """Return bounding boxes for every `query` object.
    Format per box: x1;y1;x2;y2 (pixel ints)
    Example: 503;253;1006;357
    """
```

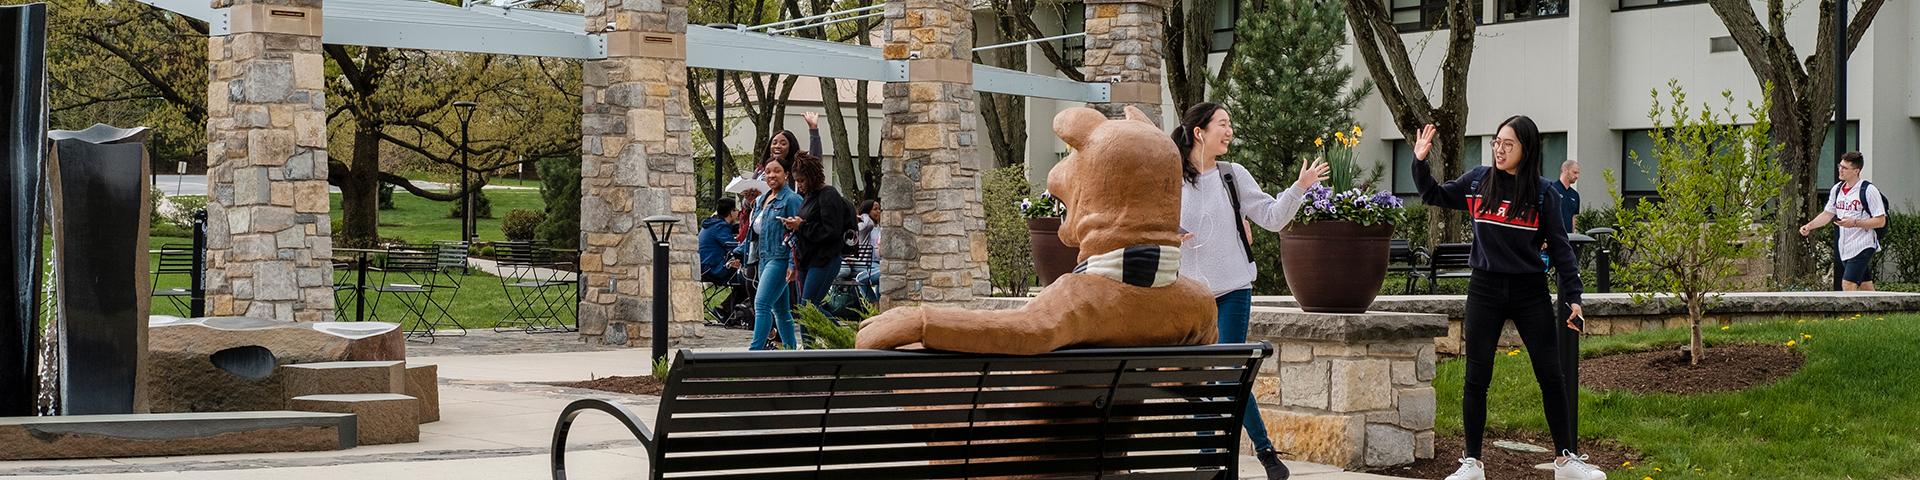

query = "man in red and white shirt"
1800;152;1889;291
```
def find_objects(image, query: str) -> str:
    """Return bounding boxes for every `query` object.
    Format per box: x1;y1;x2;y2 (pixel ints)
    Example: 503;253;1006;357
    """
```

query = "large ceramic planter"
1281;220;1394;313
1026;217;1078;286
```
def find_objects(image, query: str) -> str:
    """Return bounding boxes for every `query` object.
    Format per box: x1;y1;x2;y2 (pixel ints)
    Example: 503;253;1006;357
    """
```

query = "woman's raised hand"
1412;124;1437;161
1294;158;1331;190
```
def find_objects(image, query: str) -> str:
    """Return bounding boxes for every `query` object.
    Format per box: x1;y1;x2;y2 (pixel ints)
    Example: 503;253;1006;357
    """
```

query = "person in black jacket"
1410;116;1603;480
779;154;855;311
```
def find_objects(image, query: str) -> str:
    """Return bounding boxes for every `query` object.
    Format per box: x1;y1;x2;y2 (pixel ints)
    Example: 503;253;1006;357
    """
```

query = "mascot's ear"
1123;105;1156;127
1053;107;1106;150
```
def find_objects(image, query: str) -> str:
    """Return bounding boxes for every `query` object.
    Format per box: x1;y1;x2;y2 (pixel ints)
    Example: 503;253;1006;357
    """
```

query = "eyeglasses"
1488;138;1520;152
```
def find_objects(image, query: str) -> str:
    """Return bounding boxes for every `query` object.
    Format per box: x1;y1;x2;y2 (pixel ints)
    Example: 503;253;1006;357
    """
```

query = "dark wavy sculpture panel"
0;3;49;418
49;125;153;415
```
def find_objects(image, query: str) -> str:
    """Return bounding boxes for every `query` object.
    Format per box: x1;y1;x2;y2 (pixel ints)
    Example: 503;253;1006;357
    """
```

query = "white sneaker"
1554;450;1605;480
1443;457;1485;480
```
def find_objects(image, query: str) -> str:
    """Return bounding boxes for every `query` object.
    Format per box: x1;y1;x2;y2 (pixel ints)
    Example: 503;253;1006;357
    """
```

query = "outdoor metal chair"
494;240;575;333
369;246;465;341
824;244;877;318
150;244;195;317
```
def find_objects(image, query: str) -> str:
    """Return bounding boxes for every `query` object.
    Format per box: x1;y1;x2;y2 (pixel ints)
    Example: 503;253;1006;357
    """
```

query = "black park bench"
550;343;1274;480
1422;243;1474;294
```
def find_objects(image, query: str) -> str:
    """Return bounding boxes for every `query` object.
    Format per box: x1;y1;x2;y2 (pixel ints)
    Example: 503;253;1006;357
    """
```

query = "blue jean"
800;256;845;309
1216;288;1275;452
751;259;796;350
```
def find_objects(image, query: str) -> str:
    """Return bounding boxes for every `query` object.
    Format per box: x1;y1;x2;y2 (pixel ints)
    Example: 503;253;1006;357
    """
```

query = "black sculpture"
49;124;153;415
0;3;49;419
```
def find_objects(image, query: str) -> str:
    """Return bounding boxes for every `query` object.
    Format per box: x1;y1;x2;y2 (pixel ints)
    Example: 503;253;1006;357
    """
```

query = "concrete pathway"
0;348;1412;479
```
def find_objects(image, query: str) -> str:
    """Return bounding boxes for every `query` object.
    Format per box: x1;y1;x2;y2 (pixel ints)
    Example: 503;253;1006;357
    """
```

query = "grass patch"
145;233;561;329
1435;313;1920;478
331;189;547;246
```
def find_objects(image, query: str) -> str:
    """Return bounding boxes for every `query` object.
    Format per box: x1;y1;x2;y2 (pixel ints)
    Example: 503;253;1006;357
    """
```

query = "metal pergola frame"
137;0;1109;103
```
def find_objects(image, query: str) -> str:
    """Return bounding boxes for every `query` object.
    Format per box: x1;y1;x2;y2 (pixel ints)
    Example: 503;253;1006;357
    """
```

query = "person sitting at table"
699;198;751;324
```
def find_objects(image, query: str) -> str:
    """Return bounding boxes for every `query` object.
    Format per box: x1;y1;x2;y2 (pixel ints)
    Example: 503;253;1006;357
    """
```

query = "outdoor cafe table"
335;247;386;322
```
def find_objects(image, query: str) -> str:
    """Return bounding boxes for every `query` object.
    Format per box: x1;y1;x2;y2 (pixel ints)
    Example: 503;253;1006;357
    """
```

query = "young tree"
1343;0;1476;246
1607;82;1789;365
1704;0;1887;284
1216;0;1369;294
976;0;1030;171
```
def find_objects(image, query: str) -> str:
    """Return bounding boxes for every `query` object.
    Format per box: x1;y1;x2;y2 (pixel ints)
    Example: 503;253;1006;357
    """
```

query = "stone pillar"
876;0;990;307
1081;0;1167;121
1249;308;1445;469
578;0;702;346
204;0;334;322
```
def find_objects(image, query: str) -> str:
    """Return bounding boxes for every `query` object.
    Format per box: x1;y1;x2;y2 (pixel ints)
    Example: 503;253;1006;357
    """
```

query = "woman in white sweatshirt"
1172;102;1327;480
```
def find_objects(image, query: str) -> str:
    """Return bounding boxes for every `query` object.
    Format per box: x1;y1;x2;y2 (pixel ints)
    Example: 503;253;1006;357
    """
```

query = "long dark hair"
1172;102;1226;186
766;130;800;171
1478;115;1545;221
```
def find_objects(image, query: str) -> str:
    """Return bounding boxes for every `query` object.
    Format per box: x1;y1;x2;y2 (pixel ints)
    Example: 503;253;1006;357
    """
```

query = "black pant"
1461;269;1575;458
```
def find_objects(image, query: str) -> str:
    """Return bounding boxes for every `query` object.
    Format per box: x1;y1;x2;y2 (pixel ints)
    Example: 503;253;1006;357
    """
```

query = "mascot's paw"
856;307;928;350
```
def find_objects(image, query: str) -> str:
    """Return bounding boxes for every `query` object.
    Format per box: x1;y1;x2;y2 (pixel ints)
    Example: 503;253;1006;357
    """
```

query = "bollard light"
642;215;681;362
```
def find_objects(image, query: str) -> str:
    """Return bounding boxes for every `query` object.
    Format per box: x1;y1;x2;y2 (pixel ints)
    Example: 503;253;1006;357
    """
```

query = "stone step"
284;360;406;399
405;364;440;424
0;411;356;460
289;394;420;445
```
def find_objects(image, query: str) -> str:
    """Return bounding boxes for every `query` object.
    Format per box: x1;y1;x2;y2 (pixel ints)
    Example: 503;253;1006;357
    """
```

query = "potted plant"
1281;125;1405;313
1018;192;1076;286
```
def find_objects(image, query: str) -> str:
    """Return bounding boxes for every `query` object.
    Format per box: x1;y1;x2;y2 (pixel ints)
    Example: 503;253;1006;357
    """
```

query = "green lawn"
146;184;570;330
335;189;547;246
1437;313;1920;478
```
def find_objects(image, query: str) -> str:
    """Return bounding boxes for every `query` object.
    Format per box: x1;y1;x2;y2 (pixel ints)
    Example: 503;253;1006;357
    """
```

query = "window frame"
1394;0;1484;33
1493;0;1570;24
1615;0;1706;12
1209;0;1238;53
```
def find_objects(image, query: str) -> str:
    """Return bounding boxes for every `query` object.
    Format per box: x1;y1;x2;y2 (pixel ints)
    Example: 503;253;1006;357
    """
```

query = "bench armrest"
552;398;656;480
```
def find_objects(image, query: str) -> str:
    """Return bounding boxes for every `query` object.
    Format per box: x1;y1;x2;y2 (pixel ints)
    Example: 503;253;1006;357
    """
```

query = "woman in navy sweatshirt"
1410;116;1603;480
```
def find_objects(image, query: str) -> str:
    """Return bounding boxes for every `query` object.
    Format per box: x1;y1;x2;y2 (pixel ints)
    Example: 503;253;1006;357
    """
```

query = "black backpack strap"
1219;164;1256;263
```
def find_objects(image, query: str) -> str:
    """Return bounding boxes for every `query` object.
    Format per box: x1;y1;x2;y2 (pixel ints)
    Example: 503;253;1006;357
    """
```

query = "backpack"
1832;181;1890;241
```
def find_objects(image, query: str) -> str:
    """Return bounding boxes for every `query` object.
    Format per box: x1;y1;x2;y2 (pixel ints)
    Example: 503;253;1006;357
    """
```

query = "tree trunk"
341;121;383;248
1687;294;1704;366
1344;0;1476;246
977;15;1028;170
820;77;860;197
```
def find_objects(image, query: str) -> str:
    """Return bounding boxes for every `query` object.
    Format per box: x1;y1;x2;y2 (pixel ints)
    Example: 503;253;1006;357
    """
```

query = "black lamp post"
1830;1;1848;292
642;215;682;362
706;23;736;209
452;101;478;243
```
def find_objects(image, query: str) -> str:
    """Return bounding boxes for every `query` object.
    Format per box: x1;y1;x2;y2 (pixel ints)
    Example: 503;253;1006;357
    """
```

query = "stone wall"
1081;0;1167;121
204;0;334;322
876;0;990;307
1247;309;1445;469
576;0;703;346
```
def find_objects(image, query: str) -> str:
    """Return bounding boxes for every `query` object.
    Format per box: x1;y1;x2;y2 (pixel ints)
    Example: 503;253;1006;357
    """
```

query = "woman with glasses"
1410;117;1602;480
1171;102;1329;480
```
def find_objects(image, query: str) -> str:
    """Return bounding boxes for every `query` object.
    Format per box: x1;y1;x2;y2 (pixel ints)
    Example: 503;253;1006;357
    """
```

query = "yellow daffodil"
1622;461;1633;468
1506;350;1520;357
1352;125;1364;137
1802;334;1813;340
1785;340;1797;347
1654;467;1664;473
1315;137;1324;147
1719;325;1731;331
1643;476;1654;480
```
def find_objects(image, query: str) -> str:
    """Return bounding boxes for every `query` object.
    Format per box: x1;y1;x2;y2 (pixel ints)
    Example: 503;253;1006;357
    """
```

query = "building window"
1394;0;1484;32
1062;2;1086;66
1617;0;1705;10
1497;0;1568;22
1621;129;1660;198
1816;120;1861;190
1210;0;1238;53
1540;132;1569;175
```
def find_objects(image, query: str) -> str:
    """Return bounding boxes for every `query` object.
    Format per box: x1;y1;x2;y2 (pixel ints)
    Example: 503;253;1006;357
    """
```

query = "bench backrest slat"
646;343;1270;479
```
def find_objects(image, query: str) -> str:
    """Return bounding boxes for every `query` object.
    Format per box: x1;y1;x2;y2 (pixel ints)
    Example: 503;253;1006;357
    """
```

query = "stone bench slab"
0;411;355;460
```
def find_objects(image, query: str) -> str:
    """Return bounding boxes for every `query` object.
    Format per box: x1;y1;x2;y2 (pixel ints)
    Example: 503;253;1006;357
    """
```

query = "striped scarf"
1071;245;1182;288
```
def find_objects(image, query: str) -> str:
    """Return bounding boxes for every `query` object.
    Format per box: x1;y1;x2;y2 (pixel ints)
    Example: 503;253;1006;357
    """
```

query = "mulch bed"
1366;430;1641;479
556;376;665;396
1581;343;1804;395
